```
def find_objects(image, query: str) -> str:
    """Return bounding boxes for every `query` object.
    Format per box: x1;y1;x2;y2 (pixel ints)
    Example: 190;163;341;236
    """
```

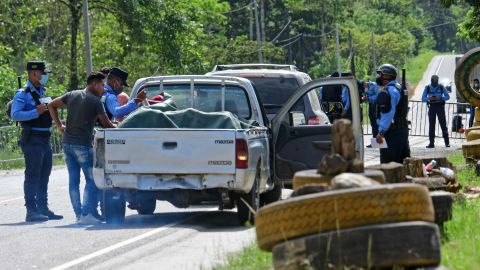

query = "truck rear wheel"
103;191;126;224
260;182;281;206
237;169;260;225
137;198;156;215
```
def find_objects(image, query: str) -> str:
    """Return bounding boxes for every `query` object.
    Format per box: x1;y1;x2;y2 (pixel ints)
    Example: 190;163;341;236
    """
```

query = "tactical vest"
377;83;408;130
20;87;52;129
426;85;446;105
101;94;114;120
321;84;342;102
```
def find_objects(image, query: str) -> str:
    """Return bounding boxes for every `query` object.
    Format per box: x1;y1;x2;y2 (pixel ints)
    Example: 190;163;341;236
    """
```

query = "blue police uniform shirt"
422;84;450;103
377;80;401;134
365;81;379;104
10;80;50;132
103;83;138;119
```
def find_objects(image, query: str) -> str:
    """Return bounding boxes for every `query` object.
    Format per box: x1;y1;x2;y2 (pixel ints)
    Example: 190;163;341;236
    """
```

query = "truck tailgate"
103;129;236;174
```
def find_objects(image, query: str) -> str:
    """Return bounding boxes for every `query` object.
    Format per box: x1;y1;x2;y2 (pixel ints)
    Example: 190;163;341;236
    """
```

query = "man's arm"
98;113;116;128
105;94;138;118
442;86;450;101
48;97;66;133
11;91;45;121
421;86;428;102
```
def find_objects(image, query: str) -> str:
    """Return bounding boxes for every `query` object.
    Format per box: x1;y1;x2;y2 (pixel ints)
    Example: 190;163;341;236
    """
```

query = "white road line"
50;211;211;270
0;196;23;204
435;56;444;75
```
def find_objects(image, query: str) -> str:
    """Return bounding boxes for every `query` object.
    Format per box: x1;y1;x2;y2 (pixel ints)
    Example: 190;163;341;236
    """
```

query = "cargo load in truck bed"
118;107;252;129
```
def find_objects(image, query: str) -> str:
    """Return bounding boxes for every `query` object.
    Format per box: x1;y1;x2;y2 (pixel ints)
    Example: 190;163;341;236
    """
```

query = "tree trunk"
403;157;425;177
68;3;81;91
366;162;406;183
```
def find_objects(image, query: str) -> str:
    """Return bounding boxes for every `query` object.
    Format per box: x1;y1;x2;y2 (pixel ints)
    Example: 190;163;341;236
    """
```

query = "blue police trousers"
380;127;410;164
428;103;449;146
20;134;52;211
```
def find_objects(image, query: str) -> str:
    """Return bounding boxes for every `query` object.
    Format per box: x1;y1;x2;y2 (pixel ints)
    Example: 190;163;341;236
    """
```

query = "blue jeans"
21;134;52;211
63;144;98;217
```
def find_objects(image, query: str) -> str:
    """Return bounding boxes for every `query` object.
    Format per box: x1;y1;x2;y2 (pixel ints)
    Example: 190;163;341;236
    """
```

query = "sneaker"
38;208;63;220
77;214;102;225
426;144;435;148
91;211;105;222
25;211;49;222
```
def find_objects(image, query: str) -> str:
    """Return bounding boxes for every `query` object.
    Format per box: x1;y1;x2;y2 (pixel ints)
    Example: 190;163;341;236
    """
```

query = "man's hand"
362;95;368;102
36;104;48;115
136;90;146;100
57;124;66;134
376;133;384;144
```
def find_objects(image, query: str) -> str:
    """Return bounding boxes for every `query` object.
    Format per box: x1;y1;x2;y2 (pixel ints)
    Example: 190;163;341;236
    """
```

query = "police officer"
102;67;146;121
375;64;410;164
10;61;63;222
362;80;379;147
422;75;450;148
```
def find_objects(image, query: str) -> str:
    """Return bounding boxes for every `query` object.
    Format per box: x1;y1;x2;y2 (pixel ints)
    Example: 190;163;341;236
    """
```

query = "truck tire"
237;168;260;225
103;191;126;224
260;182;282;206
272;221;441;270
256;184;434;251
462;139;480;159
137;198;156;215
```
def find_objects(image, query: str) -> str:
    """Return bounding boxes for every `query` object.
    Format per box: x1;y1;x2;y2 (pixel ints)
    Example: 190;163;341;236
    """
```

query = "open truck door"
271;77;363;187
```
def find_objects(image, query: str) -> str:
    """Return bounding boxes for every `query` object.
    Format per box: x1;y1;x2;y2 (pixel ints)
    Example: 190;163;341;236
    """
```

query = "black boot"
426;144;435;148
38;207;63;220
444;137;450;148
26;210;49;222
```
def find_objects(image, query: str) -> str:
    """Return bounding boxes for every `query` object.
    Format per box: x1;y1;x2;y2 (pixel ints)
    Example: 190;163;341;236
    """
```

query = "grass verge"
0;155;64;170
442;153;480;270
214;243;272;270
405;50;439;87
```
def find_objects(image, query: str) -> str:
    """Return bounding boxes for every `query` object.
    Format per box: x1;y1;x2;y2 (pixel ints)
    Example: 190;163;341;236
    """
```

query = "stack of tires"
255;180;443;269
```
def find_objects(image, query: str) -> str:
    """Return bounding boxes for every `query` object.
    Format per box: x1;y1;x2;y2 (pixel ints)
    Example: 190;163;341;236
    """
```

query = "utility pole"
253;0;263;63
335;25;341;73
249;1;254;40
82;0;92;74
349;30;355;76
260;0;266;43
371;31;377;76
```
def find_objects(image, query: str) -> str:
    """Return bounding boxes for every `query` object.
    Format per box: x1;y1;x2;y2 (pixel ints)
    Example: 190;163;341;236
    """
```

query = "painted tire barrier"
462;139;480;159
455;47;480;107
255;184;434;251
272;221;441;270
292;170;333;191
292;169;386;191
467;129;480;141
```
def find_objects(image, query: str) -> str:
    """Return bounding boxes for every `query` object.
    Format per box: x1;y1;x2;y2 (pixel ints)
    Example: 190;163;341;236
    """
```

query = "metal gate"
363;100;472;139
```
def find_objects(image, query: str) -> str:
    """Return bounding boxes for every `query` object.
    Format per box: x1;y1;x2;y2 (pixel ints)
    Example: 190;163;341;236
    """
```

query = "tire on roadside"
103;190;126;224
430;191;454;225
292;170;333;191
137;198;157;215
256;184;434;251
455;47;480;107
272;221;441;270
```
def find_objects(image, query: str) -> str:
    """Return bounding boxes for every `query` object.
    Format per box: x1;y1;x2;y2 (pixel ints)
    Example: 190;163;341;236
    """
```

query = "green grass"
214;243;272;270
442;153;480;270
405;50;439;87
0;154;64;170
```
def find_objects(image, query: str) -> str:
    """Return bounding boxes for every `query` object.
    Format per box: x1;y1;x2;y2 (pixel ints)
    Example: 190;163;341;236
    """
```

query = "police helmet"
377;64;397;78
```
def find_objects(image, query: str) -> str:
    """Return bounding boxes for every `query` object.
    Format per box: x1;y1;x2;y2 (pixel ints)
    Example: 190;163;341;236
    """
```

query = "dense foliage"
0;0;475;125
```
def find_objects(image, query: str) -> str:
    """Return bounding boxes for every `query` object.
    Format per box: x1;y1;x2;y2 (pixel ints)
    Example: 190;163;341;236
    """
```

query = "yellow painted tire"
465;126;480;136
362;169;386;184
474;122;480;127
255;184;434;251
475;107;480;120
292;170;333;191
462;139;480;159
455;47;480;107
467;130;480;141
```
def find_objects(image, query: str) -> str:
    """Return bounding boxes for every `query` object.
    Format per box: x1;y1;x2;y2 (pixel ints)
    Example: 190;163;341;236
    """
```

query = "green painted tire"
455;47;480;107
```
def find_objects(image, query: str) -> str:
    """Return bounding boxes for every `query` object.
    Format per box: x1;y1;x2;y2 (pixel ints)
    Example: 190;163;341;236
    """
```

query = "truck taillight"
235;139;248;169
307;116;321;125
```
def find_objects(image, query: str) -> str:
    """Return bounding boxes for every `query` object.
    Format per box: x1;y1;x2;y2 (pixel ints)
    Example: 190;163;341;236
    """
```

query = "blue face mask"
40;74;49;86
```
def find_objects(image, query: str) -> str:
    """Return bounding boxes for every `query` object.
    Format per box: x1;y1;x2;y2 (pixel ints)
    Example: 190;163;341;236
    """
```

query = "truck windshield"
143;84;251;119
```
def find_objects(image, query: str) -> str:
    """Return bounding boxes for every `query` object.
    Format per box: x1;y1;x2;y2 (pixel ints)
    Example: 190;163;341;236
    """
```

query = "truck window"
244;77;300;114
143;84;252;119
317;84;352;123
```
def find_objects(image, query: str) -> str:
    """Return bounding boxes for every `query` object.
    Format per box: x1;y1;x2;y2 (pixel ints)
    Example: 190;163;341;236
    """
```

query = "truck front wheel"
103;191;126;224
237;169;260;225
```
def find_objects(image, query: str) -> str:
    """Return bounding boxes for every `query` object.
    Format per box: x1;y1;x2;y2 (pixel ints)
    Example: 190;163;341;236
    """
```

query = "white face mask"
39;74;49;86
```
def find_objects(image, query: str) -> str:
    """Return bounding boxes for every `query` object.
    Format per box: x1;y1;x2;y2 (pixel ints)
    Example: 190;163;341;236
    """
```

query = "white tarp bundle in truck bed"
118;107;252;129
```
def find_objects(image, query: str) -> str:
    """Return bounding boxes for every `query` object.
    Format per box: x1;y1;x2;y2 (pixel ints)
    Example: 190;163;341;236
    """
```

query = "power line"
270;18;291;43
275;33;302;44
279;34;303;48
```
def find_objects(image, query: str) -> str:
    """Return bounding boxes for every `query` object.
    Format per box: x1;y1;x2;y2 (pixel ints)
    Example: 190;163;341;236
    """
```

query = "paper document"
370;137;388;148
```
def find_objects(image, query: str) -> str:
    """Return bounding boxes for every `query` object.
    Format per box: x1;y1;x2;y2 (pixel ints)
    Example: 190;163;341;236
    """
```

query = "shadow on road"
49;210;250;232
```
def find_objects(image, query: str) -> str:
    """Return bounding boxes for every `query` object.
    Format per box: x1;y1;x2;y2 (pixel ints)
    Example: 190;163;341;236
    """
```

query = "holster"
19;124;32;146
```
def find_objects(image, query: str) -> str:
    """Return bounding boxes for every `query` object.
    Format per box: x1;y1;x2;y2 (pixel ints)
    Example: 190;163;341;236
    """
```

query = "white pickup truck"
93;75;362;224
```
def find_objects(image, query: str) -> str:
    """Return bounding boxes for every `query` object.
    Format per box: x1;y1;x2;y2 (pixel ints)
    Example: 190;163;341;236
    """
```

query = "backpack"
5;87;40;120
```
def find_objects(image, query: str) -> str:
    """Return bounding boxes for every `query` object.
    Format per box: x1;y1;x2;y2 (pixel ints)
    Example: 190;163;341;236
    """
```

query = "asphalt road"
0;167;257;270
